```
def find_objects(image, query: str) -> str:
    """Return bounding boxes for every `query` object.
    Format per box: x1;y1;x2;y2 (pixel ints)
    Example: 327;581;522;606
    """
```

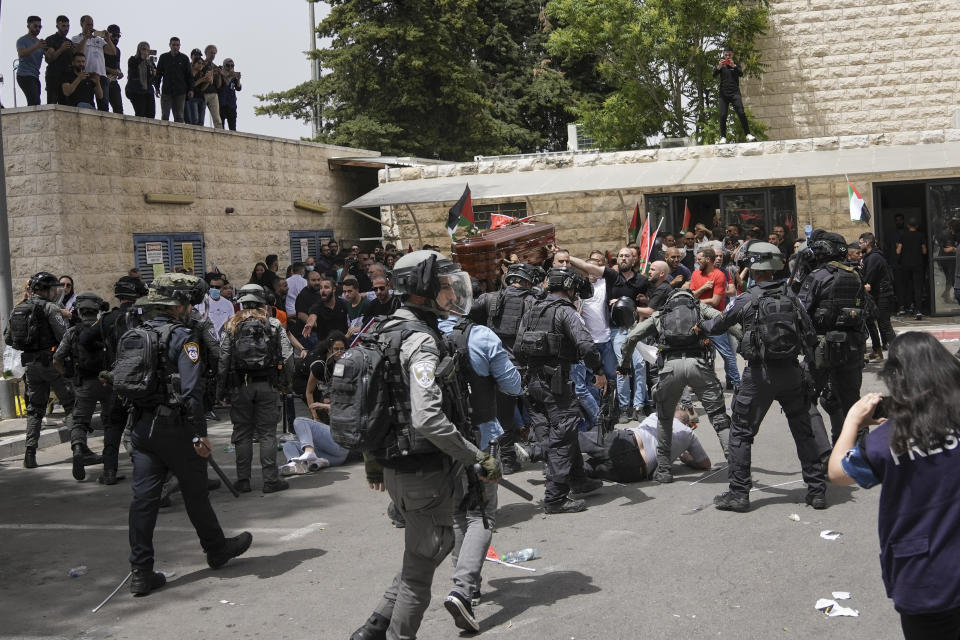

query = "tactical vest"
811;262;865;334
71;324;107;377
447;318;496;425
516;298;579;365
6;298;56;353
487;286;532;350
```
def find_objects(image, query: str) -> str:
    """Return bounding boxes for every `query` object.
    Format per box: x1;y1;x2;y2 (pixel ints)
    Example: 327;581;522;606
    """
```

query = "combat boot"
129;568;166;596
207;532;253;569
714;491;750;512
98;469;118;485
71;444;86;481
350;612;390;640
543;497;587;514
80;444;103;465
23;447;37;469
570;478;603;495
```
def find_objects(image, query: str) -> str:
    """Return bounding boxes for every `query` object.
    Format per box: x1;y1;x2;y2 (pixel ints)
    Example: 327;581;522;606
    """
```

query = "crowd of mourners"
14;14;243;129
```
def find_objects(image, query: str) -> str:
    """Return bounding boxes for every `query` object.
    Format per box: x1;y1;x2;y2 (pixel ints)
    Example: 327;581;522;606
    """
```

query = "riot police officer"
515;266;607;513
797;230;867;444
4;272;74;469
700;243;827;512
217;284;293;494
618;288;732;483
53;292;118;482
121;273;251;596
349;250;501;640
469;262;543;473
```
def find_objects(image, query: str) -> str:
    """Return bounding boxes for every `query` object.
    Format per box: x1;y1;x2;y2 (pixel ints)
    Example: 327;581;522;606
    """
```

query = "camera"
872;396;890;420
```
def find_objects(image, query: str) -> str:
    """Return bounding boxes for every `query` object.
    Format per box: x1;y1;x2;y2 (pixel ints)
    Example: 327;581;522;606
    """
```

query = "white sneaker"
280;461;308;476
295;451;330;472
717;137;727;144
745;134;756;142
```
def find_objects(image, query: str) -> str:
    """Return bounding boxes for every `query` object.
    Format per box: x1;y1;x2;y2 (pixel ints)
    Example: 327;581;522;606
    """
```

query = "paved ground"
0;355;906;640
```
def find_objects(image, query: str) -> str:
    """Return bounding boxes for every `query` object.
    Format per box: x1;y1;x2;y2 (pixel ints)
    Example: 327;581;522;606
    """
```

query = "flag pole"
644;217;665;274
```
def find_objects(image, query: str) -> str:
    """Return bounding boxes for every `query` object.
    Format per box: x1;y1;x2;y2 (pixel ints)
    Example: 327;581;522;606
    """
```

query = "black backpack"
658;289;704;351
748;284;807;361
231;316;278;372
111;324;178;403
329;317;422;452
73;328;107;375
6;300;53;352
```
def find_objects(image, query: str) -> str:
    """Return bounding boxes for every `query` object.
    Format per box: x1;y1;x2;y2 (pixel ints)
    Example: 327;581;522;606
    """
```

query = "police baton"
192;437;240;498
473;464;534;502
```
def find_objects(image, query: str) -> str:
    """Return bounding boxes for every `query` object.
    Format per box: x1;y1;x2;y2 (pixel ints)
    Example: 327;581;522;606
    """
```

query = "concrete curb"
0;423;78;461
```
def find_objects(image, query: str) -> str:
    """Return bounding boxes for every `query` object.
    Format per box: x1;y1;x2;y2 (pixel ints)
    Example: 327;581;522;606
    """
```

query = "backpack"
73;327;107;375
111;324;177;403
6;300;53;352
748;284;807;361
231;316;278;371
329;317;422;452
658;289;704;352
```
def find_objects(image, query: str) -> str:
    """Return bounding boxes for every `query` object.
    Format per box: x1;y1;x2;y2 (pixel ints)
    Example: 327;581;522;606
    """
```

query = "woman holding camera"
828;331;960;639
126;41;157;118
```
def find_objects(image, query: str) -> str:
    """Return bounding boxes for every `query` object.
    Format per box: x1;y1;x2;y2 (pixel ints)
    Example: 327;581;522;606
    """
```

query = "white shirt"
286;274;307;316
631;414;708;465
579;277;610;343
194;297;235;338
71;34;107;75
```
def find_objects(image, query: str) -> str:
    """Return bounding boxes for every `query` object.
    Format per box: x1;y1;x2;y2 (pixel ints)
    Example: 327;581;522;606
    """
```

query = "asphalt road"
0;362;897;640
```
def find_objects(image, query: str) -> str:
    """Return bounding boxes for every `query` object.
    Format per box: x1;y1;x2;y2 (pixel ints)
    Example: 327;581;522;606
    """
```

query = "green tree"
545;0;769;149
256;1;600;159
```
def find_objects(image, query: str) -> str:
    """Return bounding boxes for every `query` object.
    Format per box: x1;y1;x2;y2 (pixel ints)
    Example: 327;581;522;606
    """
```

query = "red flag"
627;204;640;243
407;243;413;253
485;546;500;561
637;215;652;271
681;199;691;234
489;213;514;231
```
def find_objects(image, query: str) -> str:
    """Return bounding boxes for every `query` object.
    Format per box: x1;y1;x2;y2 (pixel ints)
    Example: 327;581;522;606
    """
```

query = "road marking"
278;522;326;541
688;464;728;486
0;523;327;535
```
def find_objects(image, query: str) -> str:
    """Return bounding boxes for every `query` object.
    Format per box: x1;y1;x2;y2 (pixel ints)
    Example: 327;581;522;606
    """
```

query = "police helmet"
187;276;209;306
739;241;785;272
75;291;107;314
505;263;544;287
142;273;203;307
610;296;637;328
114;276;148;300
807;229;848;262
29;271;60;292
237;284;267;308
392;250;472;316
545;266;586;294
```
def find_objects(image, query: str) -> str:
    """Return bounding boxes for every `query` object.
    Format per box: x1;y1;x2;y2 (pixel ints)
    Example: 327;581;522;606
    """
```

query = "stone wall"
746;0;960;140
2;106;379;298
381;130;960;261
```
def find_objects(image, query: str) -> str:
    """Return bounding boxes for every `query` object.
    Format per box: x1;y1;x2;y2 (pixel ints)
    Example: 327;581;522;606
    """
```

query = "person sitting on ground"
280;331;351;474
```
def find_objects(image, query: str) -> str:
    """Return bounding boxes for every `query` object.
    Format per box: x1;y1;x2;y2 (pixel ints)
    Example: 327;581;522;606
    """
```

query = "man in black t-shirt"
294;270;324;350
713;46;755;144
304;274;348;345
896;218;928;319
365;275;401;319
43;15;74;105
102;25;123;113
61;52;102;108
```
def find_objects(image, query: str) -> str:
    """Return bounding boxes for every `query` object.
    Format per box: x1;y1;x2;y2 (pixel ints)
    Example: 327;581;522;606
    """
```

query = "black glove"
475;450;502;482
364;454;384;486
616;361;633;377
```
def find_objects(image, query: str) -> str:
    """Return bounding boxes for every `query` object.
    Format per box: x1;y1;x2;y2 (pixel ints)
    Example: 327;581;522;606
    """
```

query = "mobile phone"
872;396;890;420
149;49;157;56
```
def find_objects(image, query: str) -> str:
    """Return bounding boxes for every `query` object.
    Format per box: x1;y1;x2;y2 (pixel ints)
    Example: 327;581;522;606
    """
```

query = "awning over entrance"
344;140;960;208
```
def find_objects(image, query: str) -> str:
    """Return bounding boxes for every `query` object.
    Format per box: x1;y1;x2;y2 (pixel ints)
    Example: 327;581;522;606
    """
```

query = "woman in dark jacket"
829;331;960;639
126;41;157;118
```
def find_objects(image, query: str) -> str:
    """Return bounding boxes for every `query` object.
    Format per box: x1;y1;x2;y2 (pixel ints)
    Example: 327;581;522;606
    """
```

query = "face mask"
209;288;221;300
306;265;315;272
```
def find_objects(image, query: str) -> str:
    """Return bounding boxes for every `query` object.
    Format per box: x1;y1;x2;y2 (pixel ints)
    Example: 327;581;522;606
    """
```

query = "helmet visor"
437;269;472;316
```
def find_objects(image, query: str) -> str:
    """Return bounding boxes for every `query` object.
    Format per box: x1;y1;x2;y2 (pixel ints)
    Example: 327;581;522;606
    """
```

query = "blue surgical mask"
306;265;315;272
209;288;221;300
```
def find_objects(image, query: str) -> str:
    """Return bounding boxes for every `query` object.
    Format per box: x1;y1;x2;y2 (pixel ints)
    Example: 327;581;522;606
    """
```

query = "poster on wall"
181;243;195;273
145;242;164;265
299;238;310;261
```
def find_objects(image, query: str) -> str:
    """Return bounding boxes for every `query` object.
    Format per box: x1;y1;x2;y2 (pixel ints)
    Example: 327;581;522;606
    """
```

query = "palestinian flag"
628;204;641;243
636;215;652;272
447;184;476;240
680;199;691;233
847;179;871;223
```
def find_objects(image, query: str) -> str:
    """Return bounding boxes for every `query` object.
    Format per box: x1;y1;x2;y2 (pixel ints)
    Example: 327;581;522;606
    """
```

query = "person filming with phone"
713;46;755;144
828;331;960;640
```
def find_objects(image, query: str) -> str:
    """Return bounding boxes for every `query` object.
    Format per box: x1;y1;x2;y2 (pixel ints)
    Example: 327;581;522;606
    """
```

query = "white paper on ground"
832;591;851;600
815;598;859;617
820;530;842;541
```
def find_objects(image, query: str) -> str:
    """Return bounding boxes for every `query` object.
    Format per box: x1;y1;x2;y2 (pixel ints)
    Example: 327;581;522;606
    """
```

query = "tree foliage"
256;0;598;160
545;0;769;149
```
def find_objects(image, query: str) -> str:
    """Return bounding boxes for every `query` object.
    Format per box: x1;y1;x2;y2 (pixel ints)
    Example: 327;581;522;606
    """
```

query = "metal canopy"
343;140;960;208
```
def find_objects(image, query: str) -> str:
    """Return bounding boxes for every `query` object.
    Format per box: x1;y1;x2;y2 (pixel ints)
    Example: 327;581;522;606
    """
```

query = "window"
133;233;205;285
289;229;335;263
643;187;796;239
472;202;528;230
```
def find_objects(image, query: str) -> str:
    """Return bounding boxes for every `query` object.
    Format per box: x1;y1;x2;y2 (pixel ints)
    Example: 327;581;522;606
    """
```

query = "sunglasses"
373;286;387;292
225;63;234;67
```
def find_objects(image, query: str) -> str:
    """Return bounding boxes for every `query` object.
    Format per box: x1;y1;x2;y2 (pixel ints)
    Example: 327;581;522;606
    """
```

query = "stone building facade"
2;106;379;298
744;0;960;140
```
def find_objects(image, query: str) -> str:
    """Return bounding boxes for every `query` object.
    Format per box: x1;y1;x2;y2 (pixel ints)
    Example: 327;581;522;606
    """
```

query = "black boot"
207;532;253;569
129;568;166;596
23;447;37;469
98;469;118;485
350;612;390;640
72;444;86;481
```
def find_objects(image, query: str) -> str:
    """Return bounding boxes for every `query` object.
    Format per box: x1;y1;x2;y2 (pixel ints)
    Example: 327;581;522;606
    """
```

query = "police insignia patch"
184;342;200;363
412;360;436;389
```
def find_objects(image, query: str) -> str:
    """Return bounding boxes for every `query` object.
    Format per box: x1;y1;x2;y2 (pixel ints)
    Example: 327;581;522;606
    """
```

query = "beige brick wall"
2;106;379;299
745;0;960;140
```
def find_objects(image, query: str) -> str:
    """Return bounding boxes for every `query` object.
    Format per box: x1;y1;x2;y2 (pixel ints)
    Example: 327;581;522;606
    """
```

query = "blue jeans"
186;97;204;125
711;331;741;386
76;102;95;109
571;362;600;430
282;417;349;466
596;339;618;379
613;328;647;408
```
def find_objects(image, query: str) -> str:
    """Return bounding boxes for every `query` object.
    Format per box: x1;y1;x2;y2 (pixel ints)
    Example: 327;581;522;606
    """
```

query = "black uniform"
713;60;750;139
702;280;826;501
860;248;897;348
797;261;867;443
128;316;226;571
516;292;602;506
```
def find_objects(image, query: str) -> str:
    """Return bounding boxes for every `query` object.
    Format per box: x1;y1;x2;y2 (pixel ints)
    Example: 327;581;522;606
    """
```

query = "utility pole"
308;0;320;139
0;108;19;419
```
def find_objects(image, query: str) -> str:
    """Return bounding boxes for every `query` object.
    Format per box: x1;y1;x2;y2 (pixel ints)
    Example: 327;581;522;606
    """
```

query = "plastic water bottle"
68;565;87;578
500;548;540;564
223;444;235;453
